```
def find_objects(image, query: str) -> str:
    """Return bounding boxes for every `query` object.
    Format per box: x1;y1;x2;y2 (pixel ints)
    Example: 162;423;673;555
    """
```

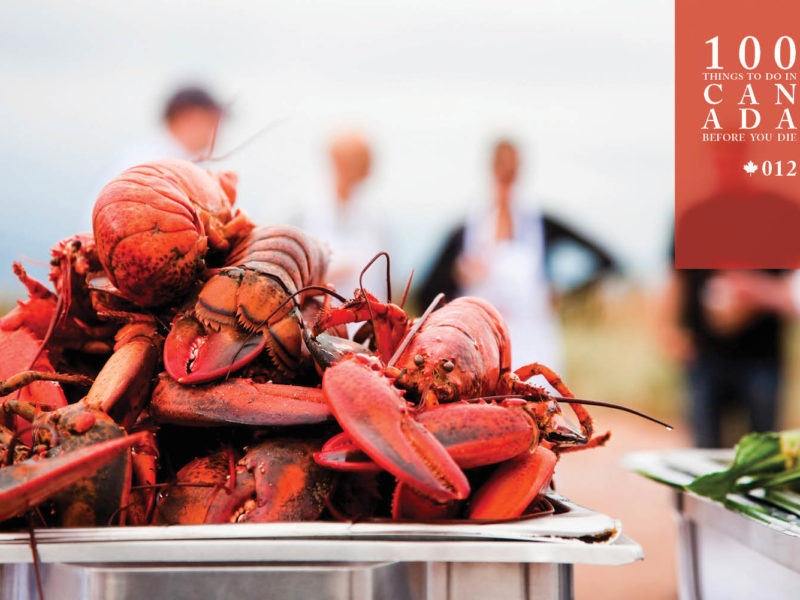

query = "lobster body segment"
394;297;510;404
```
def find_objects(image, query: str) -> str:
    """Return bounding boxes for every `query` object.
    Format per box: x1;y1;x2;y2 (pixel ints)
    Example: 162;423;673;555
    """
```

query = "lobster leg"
127;429;159;525
468;445;557;520
0;431;146;523
322;355;470;503
150;373;331;426
84;323;162;429
313;292;409;363
513;363;594;439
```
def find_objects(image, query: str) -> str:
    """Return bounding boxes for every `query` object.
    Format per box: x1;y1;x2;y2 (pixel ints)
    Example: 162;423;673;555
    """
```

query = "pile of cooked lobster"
0;158;657;528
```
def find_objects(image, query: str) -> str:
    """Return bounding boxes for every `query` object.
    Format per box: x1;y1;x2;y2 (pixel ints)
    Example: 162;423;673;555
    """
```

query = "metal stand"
1;560;582;600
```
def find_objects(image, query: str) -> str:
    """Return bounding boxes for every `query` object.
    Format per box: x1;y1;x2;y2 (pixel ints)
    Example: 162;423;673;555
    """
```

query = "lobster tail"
93;159;247;307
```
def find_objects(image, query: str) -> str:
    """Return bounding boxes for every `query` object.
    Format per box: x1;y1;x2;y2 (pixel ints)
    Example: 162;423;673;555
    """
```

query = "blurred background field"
557;282;800;432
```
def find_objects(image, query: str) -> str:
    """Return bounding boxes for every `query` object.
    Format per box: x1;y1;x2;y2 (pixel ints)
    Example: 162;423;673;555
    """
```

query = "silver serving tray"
625;448;800;599
0;495;640;566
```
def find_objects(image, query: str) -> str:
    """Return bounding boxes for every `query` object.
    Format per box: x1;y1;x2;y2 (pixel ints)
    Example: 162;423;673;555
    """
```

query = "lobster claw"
0;432;146;523
150;373;332;427
392;482;460;520
156;440;334;524
314;432;382;472
322;356;470;503
225;440;334;523
469;445;557;520
164;314;265;384
316;402;537;472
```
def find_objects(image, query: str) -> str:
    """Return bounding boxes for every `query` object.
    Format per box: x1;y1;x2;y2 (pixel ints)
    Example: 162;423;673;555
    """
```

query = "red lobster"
308;293;649;518
0;321;162;525
0;234;121;441
0;230;168;525
93;158;253;307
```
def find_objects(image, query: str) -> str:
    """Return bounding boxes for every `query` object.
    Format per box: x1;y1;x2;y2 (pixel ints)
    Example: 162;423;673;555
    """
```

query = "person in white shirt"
304;131;388;299
97;86;224;190
420;140;563;371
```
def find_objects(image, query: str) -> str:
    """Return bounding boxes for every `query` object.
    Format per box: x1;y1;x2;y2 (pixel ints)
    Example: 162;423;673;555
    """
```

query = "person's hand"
454;255;488;288
660;325;696;363
722;270;796;315
702;271;767;335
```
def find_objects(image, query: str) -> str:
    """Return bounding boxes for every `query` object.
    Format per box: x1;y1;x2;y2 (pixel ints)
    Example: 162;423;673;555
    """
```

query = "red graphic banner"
676;0;800;268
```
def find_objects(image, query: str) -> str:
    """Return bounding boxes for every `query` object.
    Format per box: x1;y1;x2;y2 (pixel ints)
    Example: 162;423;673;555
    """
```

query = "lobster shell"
92;158;240;307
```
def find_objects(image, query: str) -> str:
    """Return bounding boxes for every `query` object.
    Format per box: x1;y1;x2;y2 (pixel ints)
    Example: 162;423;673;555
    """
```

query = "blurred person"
97;86;223;189
661;267;789;447
665;143;800;447
420;140;617;370
304;131;388;297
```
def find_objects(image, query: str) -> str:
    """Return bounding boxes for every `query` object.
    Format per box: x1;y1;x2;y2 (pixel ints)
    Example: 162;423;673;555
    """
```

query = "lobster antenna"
358;251;392;304
556;397;672;429
27;517;45;600
16;253;73;413
17;255;49;268
399;269;414;310
203;114;220;162
4;426;33;466
194;93;238;161
198;116;290;163
260;286;347;329
387;292;443;367
357;252;393;356
476;395;672;430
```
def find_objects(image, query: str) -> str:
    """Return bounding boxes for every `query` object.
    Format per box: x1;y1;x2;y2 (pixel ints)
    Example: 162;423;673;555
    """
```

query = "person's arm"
691;270;799;337
541;215;619;292
658;271;696;363
714;271;800;317
542;215;618;273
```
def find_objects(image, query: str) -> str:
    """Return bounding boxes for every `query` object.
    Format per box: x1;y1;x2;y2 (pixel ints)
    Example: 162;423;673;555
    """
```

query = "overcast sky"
0;0;673;297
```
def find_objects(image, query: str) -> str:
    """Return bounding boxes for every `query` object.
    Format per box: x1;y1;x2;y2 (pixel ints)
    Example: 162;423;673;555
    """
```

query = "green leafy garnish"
686;430;800;502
